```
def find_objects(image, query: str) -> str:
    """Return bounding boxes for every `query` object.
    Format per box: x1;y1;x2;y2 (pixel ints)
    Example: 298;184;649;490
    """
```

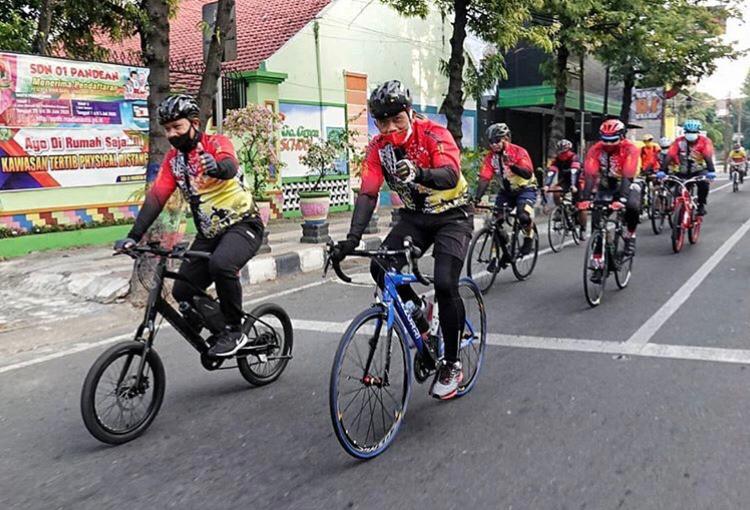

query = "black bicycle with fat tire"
80;242;293;445
466;203;539;293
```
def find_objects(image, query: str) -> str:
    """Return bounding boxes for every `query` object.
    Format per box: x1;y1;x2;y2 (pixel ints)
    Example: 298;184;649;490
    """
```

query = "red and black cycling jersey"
479;142;535;191
129;132;256;241
546;150;581;187
360;117;469;214
664;135;715;174
583;140;640;181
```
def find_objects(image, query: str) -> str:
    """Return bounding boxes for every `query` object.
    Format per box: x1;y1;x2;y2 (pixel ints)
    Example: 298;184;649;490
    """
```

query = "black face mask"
168;126;201;153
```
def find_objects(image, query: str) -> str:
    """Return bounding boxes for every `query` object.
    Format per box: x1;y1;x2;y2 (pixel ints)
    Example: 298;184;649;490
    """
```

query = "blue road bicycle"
324;238;487;459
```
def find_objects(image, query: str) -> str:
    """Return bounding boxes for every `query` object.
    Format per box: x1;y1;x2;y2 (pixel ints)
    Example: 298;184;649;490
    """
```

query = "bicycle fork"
361;316;391;388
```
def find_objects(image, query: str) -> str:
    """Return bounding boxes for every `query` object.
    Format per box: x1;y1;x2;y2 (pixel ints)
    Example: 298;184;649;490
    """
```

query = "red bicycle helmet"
599;119;626;142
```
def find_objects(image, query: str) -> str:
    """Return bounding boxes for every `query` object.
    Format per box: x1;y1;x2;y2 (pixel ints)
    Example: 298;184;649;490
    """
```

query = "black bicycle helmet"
158;94;200;125
487;123;511;143
368;80;412;120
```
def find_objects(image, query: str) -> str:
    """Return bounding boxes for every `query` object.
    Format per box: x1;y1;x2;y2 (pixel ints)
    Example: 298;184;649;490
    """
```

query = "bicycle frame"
665;175;703;229
131;254;213;387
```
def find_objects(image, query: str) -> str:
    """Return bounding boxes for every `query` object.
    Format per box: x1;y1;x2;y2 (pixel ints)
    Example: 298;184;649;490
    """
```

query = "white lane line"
245;278;331;305
625;213;750;347
712;181;733;193
290;320;750;366
0;333;132;375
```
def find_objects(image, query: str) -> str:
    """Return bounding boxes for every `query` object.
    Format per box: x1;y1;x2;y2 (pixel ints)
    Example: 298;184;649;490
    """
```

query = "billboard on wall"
0;52;149;191
630;87;664;122
278;102;347;178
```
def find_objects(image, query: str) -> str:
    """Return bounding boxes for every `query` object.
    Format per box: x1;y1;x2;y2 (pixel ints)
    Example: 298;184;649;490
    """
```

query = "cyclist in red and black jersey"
474;122;538;256
330;80;473;400
544;138;586;239
580;119;642;256
662;119;716;216
114;94;263;358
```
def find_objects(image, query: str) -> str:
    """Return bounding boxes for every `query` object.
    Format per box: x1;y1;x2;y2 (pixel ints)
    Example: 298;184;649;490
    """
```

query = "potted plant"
223;105;284;228
298;129;361;225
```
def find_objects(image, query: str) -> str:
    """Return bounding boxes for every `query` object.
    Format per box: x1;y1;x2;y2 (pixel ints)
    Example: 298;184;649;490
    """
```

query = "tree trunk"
32;0;55;55
547;44;569;159
440;0;468;149
619;69;636;125
140;0;171;180
197;0;234;126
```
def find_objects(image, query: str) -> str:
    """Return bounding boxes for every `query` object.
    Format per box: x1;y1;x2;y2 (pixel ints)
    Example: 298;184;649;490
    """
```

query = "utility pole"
579;53;585;159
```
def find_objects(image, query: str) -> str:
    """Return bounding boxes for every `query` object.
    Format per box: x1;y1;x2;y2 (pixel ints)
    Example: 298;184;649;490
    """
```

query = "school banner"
278;102;347;178
0;52;149;191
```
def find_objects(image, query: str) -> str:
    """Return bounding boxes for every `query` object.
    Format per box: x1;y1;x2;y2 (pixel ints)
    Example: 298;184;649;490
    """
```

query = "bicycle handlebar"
324;236;430;286
115;242;211;261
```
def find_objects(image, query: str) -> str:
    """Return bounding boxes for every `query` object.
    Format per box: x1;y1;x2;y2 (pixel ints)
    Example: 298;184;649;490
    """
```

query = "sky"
696;4;750;99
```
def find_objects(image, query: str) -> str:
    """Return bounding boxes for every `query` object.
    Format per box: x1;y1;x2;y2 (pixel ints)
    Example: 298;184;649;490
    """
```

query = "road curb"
241;235;385;285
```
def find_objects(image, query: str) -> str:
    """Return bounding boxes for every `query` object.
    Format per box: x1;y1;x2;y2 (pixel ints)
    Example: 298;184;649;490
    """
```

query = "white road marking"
625;213;750;347
0;333;132;375
290;320;750;366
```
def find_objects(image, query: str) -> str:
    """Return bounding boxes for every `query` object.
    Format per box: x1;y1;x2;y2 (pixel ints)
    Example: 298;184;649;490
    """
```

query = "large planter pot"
299;190;331;224
299;190;331;244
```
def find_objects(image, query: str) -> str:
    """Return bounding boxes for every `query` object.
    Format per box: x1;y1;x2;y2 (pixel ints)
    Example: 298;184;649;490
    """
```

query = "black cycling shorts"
384;205;474;261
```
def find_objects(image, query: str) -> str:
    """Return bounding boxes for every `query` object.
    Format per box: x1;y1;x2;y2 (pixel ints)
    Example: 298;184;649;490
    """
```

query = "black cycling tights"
370;252;465;362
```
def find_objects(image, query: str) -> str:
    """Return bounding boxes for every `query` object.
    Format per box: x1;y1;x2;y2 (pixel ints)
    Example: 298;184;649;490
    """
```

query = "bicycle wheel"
671;204;686;253
688;213;702;245
569;205;581;245
80;341;165;445
583;231;607;307
650;193;667;235
329;306;410;459
613;232;633;289
237;303;293;386
547;206;567;253
467;227;500;293
456;277;487;397
511;224;539;281
733;171;739;192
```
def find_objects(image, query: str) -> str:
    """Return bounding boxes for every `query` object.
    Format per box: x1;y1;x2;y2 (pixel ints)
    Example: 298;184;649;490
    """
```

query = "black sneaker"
697;204;706;216
623;236;636;257
520;237;534;256
429;359;463;400
208;327;248;357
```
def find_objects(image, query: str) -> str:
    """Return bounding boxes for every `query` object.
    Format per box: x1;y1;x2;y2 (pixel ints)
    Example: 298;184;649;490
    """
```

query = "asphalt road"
2;178;750;510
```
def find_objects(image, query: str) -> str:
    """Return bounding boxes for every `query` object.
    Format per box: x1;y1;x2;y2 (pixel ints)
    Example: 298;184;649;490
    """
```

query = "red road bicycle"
663;174;708;253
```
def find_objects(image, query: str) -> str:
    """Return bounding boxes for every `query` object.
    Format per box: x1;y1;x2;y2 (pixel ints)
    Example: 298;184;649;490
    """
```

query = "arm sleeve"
413;127;461;190
703;138;716;173
583;147;600;177
208;134;239;179
359;144;385;198
347;193;378;242
621;145;640;179
509;148;534;179
415;165;459;189
127;162;176;242
474;177;490;201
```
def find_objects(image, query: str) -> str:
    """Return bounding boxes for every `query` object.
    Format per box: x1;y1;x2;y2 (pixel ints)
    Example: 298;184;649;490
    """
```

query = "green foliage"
597;0;742;92
0;9;34;52
300;130;364;191
224;104;284;200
